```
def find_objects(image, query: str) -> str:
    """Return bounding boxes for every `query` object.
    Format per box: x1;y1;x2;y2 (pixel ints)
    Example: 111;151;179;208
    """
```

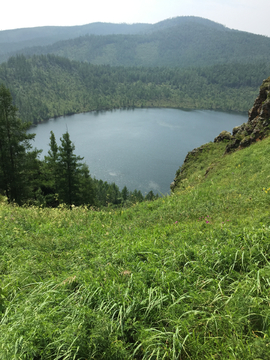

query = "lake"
29;108;247;195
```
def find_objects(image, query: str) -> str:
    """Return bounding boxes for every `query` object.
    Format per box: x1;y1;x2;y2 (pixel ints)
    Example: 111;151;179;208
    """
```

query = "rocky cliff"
170;76;270;191
223;76;270;152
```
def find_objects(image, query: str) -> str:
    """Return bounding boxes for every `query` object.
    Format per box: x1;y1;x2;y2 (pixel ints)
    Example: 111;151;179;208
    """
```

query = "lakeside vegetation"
0;85;158;208
1;54;269;123
1;132;270;358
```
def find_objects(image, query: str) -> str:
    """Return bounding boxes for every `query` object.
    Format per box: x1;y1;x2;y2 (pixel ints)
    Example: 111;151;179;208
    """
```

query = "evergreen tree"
145;190;155;201
106;182;121;205
0;84;37;204
57;131;82;206
145;190;158;201
121;185;128;202
78;163;95;206
42;131;60;206
130;189;144;203
57;131;95;207
47;131;59;166
42;131;95;207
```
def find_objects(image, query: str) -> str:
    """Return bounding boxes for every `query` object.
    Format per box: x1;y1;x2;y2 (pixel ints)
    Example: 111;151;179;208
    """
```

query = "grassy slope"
0;136;270;359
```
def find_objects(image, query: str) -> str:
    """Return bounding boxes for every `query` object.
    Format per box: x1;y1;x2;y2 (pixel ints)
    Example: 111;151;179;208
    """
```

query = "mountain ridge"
0;16;229;42
1;16;269;66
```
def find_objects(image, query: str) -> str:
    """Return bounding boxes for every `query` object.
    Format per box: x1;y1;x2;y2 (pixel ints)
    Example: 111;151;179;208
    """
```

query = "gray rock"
214;130;232;142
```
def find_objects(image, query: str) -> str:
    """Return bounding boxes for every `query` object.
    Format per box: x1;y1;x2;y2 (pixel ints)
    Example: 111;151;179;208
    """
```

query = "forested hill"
0;22;151;63
1;16;270;66
1;54;270;123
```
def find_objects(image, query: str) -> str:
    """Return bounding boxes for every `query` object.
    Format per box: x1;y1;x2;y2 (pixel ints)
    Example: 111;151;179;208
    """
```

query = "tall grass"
0;136;270;358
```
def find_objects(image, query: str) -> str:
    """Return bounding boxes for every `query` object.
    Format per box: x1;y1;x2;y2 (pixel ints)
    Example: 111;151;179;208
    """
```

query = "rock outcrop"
214;130;232;143
224;76;270;153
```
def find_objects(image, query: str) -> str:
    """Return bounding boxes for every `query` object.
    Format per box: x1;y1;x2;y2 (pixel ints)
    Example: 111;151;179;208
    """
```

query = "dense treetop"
0;54;269;123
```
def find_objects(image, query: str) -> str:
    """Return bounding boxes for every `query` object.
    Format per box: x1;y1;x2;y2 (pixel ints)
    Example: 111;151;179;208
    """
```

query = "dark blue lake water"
29;108;247;194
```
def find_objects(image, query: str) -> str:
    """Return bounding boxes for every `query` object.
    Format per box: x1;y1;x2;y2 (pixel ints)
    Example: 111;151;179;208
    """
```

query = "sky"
1;0;270;37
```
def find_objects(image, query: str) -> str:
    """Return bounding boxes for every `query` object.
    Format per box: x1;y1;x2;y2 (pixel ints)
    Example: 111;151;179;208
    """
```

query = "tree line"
0;85;158;208
1;54;269;124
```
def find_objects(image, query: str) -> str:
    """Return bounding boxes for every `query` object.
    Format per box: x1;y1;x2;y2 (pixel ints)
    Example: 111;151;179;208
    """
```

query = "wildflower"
175;221;178;224
206;220;210;224
121;270;131;276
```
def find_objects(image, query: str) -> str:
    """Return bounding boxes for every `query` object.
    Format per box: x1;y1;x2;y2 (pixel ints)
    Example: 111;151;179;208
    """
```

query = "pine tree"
43;131;95;207
42;131;60;206
121;185;129;202
57;131;82;206
78;163;95;206
0;84;37;204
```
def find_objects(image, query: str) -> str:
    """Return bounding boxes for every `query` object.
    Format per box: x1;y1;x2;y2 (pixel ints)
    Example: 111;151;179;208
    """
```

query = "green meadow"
1;135;270;359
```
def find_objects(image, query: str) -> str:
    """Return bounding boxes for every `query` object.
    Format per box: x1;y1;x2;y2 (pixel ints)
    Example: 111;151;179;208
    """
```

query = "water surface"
30;108;247;194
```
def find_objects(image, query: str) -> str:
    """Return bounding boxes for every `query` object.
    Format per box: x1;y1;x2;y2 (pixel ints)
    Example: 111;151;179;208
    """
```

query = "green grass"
0;136;270;359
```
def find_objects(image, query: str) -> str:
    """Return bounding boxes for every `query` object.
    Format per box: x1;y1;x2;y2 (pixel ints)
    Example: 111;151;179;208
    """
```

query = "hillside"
0;22;151;63
1;16;270;67
0;17;230;62
0;78;270;359
1;54;269;123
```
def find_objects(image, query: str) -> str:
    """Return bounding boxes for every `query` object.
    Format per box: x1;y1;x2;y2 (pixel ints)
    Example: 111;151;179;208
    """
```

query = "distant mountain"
1;16;270;67
146;16;228;33
0;22;151;62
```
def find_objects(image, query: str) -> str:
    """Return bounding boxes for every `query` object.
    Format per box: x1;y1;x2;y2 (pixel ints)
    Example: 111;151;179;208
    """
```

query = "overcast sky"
1;0;270;37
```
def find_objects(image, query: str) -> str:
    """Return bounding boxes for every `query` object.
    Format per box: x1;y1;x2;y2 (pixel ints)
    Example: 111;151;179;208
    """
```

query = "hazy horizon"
2;0;270;38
